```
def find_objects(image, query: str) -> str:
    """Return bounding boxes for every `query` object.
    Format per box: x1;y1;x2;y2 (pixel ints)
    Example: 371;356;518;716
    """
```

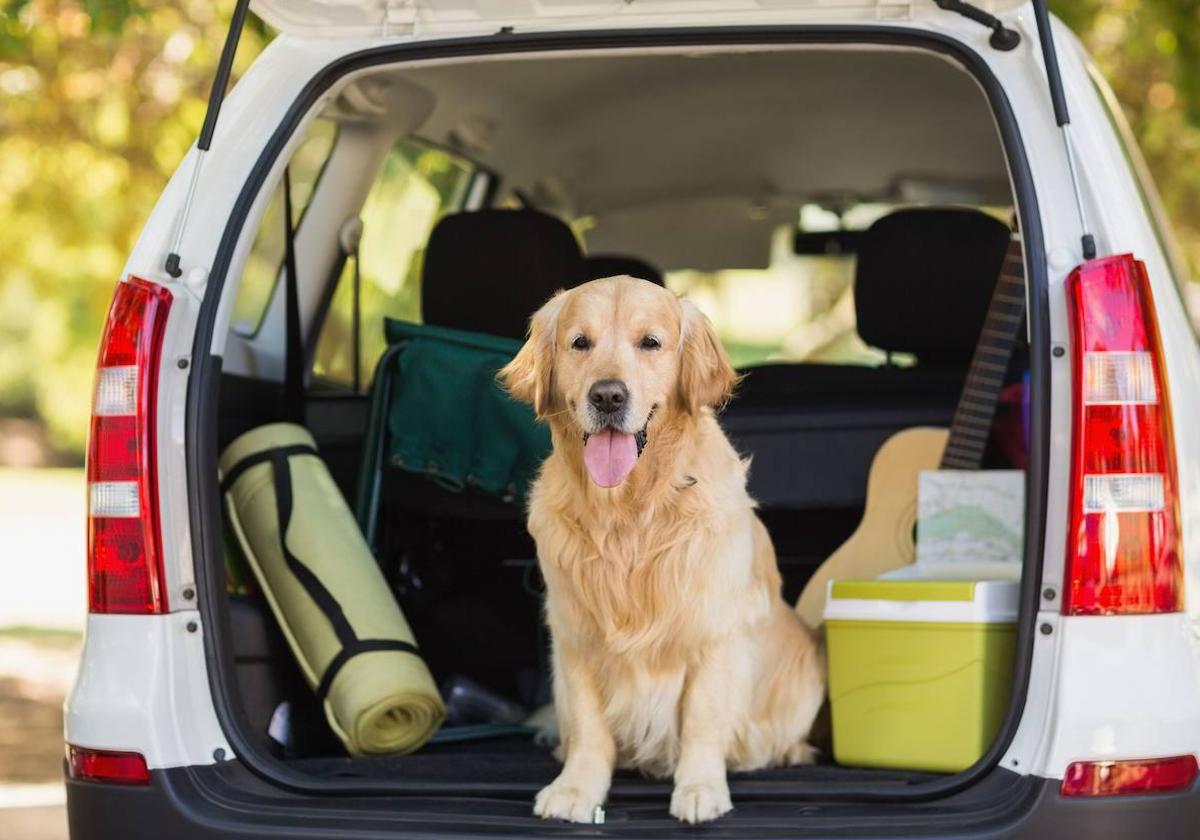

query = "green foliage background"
0;0;270;459
0;0;1196;460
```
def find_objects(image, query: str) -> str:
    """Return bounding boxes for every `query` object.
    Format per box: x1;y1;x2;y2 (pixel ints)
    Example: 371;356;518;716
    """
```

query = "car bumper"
65;762;1200;839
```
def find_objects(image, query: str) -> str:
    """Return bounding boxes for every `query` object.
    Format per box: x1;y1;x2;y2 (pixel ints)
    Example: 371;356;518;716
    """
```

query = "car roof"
250;0;1029;38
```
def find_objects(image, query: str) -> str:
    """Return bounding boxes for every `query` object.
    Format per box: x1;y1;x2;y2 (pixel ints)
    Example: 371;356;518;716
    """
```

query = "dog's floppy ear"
500;290;566;418
676;299;737;413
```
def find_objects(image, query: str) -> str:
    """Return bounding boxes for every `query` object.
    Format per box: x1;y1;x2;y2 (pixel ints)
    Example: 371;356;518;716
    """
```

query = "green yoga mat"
220;423;444;755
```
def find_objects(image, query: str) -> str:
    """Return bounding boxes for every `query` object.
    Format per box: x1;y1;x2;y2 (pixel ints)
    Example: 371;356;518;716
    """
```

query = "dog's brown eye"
571;335;591;351
639;335;661;350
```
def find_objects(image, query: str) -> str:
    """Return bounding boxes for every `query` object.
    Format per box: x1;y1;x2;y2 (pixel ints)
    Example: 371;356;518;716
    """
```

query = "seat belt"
337;217;365;393
282;168;305;424
939;228;1026;470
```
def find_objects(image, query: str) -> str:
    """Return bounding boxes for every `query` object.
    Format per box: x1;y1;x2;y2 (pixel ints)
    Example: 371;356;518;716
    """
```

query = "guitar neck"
940;235;1026;471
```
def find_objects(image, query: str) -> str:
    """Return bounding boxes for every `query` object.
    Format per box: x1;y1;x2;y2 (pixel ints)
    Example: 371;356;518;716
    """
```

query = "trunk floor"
293;737;939;793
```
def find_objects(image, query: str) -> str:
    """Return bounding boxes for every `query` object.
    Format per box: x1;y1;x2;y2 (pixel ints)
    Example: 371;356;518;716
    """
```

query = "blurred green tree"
0;0;267;458
0;1;1196;460
1052;0;1200;280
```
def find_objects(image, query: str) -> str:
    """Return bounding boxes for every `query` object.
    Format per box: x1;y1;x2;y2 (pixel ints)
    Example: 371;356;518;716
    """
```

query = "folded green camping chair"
354;319;551;545
221;423;444;756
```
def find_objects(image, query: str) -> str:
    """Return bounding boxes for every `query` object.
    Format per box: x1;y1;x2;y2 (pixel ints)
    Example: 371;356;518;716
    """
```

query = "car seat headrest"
578;254;664;286
422;209;584;340
854;208;1012;364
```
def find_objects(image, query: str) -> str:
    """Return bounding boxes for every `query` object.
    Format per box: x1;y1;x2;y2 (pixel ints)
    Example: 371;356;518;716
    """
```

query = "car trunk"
194;24;1049;825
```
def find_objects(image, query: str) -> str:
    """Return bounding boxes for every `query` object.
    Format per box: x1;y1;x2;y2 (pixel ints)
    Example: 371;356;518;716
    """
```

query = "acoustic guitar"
794;233;1026;629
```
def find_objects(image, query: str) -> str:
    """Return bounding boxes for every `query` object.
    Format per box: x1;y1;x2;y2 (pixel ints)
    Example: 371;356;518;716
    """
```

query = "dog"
500;276;825;824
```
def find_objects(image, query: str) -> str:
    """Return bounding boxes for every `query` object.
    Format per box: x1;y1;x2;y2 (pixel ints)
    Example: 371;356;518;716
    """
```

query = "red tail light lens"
1061;754;1197;797
87;277;172;614
1064;254;1182;615
66;745;151;785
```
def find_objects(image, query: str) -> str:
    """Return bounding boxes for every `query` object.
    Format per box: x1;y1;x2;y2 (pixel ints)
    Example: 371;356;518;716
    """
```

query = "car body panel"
994;15;1200;782
65;613;231;769
64;9;1200;837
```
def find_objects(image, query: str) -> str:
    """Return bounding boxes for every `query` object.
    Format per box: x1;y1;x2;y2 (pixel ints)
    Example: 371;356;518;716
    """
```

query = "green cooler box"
824;577;1018;773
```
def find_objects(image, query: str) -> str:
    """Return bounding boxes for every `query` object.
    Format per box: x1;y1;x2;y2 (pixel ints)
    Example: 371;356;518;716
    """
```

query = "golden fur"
500;276;824;824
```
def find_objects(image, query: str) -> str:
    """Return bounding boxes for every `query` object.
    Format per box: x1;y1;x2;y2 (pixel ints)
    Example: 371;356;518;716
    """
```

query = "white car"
65;1;1200;837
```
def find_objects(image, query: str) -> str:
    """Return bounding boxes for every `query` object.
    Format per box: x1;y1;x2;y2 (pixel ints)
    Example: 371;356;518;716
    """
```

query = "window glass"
666;204;897;369
312;138;476;389
231;118;338;337
663;203;1014;368
669;255;871;370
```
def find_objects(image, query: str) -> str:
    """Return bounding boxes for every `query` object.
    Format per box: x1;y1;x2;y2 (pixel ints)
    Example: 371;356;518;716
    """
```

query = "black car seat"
365;209;586;701
423;208;586;339
722;208;1012;596
579;254;664;286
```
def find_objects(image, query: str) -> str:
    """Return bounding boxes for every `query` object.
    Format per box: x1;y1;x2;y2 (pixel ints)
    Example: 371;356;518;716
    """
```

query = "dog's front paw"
534;780;604;823
670;780;732;824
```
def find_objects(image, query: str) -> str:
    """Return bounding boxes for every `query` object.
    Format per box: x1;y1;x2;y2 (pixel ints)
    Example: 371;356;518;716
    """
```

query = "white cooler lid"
823;576;1019;624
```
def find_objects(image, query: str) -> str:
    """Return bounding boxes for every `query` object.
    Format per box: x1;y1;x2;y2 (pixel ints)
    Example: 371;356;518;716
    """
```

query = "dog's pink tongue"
583;429;638;488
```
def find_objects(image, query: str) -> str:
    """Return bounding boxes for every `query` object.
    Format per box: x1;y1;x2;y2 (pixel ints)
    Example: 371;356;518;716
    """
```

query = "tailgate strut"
165;0;253;278
1031;0;1097;260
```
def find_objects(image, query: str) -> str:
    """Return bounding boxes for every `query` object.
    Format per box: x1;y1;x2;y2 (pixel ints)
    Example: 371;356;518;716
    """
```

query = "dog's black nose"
589;379;628;415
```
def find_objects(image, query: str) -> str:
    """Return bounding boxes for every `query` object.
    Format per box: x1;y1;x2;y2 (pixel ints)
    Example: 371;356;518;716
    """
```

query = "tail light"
66;745;151;785
1061;754;1197;797
1064;254;1181;615
87;277;172;614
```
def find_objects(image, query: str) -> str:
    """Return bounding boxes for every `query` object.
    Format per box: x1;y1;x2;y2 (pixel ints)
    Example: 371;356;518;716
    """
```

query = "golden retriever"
500;276;825;824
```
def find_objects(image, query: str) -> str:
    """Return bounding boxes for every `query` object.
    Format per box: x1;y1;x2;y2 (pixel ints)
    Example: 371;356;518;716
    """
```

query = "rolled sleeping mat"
220;423;444;755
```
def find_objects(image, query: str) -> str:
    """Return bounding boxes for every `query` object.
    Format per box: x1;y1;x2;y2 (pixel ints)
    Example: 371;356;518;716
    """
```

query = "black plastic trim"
187;23;1050;809
67;766;1200;839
